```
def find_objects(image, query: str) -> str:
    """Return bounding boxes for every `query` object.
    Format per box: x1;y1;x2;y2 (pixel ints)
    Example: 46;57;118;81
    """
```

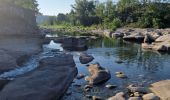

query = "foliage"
39;0;170;29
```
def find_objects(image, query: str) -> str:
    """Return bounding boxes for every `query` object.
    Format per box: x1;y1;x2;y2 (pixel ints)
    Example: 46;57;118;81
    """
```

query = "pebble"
115;72;128;78
76;73;85;79
106;84;117;89
92;96;102;100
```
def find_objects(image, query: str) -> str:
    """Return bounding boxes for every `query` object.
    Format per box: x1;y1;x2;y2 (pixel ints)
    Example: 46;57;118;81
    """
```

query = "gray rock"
79;53;94;64
128;97;142;100
85;63;111;85
127;85;149;93
142;93;160;100
108;92;125;100
76;73;85;79
0;54;77;100
106;84;117;89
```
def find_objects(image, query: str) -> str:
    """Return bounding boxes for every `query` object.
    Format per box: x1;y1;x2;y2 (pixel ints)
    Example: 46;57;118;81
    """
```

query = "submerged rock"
115;72;128;79
108;92;125;100
85;63;111;85
76;73;85;80
0;54;77;100
106;84;117;89
79;53;94;64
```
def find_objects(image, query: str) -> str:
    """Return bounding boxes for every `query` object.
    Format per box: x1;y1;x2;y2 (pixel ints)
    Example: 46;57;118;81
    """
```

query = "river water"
0;36;170;100
47;37;170;100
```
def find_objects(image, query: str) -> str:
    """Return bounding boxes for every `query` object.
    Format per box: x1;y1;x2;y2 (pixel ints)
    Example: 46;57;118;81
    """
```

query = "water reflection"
88;37;170;73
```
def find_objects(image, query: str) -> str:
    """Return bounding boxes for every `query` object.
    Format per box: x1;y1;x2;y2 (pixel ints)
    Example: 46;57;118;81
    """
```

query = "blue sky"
37;0;117;15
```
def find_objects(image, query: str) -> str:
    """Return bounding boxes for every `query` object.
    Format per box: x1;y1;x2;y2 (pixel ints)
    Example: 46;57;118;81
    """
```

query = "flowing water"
1;36;170;99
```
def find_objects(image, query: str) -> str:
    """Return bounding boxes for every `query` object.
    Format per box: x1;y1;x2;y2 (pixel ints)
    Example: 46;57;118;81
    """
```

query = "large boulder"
79;53;94;64
0;35;43;73
85;63;111;85
123;33;144;43
0;54;78;100
62;37;88;51
142;34;170;52
150;80;170;100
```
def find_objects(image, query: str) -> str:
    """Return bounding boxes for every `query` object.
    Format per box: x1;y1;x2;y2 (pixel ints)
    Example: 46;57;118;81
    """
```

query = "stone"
127;85;149;93
0;80;10;91
134;92;141;97
62;37;88;51
115;72;127;79
128;97;142;100
85;63;111;85
106;84;117;89
123;33;144;43
115;59;124;64
86;95;92;98
142;93;160;100
112;32;124;38
84;85;93;89
108;92;125;100
66;90;72;96
142;34;170;52
76;73;85;79
150;80;170;100
79;53;94;64
0;54;78;100
92;96;102;100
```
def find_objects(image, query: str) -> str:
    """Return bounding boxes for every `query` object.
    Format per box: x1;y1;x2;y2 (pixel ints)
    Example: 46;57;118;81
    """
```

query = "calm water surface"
47;37;170;100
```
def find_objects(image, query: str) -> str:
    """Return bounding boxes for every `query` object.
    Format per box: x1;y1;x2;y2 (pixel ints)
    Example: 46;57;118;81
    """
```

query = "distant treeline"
0;0;39;14
42;0;170;30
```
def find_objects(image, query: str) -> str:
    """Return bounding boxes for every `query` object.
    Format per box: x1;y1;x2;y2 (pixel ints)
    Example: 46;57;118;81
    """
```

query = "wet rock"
92;96;102;100
79;53;94;64
66;90;72;96
0;54;77;100
115;59;123;64
112;32;124;38
62;37;88;51
86;95;92;98
142;93;160;100
104;30;112;38
0;80;10;91
73;84;82;87
106;84;117;89
84;85;93;89
115;72;127;79
134;92;141;97
127;85;149;93
85;63;111;85
150;80;170;100
76;73;85;79
108;92;125;100
128;97;142;100
123;33;144;43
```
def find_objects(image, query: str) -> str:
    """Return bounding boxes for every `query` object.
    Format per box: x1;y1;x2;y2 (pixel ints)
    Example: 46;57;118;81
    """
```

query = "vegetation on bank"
40;0;170;31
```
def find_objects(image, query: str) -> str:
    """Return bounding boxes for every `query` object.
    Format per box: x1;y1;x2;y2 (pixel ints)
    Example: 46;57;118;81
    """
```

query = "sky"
37;0;116;16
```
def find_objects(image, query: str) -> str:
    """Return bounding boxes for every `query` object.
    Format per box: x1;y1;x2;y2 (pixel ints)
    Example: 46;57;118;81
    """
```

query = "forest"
42;0;170;30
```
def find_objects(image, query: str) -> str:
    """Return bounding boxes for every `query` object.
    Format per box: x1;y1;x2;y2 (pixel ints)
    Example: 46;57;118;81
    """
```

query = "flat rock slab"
0;54;77;100
150;80;170;100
